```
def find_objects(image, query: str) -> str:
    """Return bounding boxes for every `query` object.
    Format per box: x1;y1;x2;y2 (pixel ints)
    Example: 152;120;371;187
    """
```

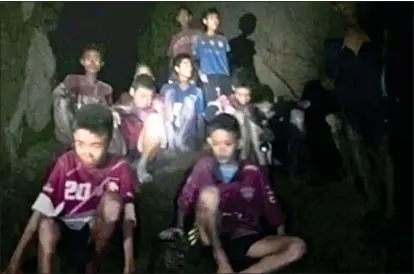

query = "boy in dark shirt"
53;44;114;146
4;104;137;274
162;114;306;273
193;8;233;121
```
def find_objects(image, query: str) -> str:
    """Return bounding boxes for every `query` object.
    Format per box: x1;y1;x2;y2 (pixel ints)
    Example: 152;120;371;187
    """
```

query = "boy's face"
203;13;220;32
73;128;107;167
175;58;193;79
234;87;251;106
177;9;191;27
131;87;154;109
207;129;238;164
80;49;103;74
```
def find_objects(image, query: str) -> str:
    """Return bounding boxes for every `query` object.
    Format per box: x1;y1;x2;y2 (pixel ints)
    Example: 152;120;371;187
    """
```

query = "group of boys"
3;6;306;274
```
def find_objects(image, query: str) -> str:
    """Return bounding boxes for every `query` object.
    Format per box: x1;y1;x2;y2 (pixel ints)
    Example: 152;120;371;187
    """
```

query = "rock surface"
138;2;344;100
1;3;61;171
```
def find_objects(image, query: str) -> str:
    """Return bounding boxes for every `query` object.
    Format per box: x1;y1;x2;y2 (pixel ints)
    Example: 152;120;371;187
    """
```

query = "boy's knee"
286;237;306;261
38;218;59;253
101;192;123;223
198;186;220;210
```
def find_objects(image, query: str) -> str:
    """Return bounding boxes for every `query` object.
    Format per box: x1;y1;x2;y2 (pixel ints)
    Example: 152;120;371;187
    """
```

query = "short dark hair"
231;68;254;90
178;6;192;16
207;113;241;139
81;43;104;59
73;103;113;140
130;74;156;92
202;7;220;20
173;53;193;68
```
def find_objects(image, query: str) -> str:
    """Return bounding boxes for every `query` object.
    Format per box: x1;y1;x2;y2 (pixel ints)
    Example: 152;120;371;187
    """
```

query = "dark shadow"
229;13;258;84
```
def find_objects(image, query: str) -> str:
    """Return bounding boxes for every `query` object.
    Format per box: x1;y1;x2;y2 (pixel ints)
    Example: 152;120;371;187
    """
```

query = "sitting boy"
209;72;275;168
163;114;306;273
114;75;166;183
161;53;205;151
4;104;137;274
53;44;113;146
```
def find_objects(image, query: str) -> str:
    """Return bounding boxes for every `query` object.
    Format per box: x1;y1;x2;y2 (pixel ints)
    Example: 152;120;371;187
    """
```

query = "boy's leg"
195;186;234;273
137;113;166;183
238;235;306;273
38;218;61;274
87;192;125;273
203;75;221;121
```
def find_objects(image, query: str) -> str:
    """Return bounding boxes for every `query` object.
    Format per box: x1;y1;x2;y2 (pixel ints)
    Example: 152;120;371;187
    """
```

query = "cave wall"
138;2;344;100
0;2;62;172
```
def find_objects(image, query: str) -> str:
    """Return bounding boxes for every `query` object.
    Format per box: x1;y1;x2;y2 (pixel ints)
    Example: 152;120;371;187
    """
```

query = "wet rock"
138;2;344;100
1;3;61;170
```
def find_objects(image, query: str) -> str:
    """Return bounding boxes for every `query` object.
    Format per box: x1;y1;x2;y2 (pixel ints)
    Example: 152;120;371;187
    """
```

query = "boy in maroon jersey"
114;74;166;183
162;114;306;273
4;104;137;274
53;44;113;146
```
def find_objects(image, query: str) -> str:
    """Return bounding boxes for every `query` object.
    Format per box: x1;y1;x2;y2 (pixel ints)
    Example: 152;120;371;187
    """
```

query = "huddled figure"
4;5;313;274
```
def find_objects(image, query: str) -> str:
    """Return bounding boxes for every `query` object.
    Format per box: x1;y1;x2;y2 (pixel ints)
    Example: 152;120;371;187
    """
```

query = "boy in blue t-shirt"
193;7;233;121
161;53;205;151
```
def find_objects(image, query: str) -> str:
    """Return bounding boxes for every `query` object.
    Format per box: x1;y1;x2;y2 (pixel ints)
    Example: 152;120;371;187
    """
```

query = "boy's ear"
100;61;105;67
202;18;207;25
80;58;85;66
129;88;135;97
206;137;213;146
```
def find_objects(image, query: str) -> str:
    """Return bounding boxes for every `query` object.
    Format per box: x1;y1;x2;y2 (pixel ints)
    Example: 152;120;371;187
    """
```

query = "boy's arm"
176;158;212;228
8;160;65;270
254;168;285;233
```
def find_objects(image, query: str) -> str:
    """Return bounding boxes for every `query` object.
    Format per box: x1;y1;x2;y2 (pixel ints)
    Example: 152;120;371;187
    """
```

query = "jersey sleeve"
118;162;136;204
31;159;66;217
256;171;285;228
177;158;211;215
62;75;78;91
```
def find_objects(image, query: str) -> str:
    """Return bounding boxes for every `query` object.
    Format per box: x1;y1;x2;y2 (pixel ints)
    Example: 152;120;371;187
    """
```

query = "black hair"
81;43;104;59
207;113;241;139
231;68;255;90
130;74;156;92
178;6;192;16
173;53;193;68
73;103;113;141
202;7;220;20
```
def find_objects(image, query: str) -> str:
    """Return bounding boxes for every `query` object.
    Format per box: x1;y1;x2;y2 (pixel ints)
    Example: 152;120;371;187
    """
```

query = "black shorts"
56;221;94;272
221;233;263;272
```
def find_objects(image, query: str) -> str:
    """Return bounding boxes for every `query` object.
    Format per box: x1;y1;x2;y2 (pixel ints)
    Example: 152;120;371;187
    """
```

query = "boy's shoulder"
97;80;113;94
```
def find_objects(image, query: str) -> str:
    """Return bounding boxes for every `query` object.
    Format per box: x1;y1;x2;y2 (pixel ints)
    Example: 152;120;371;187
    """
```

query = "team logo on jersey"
209;40;215;46
107;181;119;192
240;186;255;201
217;40;224;48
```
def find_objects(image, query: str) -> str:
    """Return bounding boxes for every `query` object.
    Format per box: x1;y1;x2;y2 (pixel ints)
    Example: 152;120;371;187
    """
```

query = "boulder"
138;2;344;100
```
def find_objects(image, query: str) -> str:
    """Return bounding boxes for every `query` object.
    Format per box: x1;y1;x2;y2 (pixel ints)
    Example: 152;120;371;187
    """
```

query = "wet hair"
202;7;220;20
231;68;254;90
130;74;156;92
207;113;241;139
73;103;113;140
173;53;193;68
81;43;104;59
134;63;153;77
178;6;192;16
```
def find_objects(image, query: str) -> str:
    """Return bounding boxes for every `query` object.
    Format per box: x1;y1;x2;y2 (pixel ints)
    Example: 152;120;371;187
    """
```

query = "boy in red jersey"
114;74;166;183
163;114;306;273
4;104;137;274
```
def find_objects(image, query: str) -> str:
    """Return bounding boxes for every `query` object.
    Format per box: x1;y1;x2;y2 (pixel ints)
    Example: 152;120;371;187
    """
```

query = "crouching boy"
4;104;137;274
162;114;306;273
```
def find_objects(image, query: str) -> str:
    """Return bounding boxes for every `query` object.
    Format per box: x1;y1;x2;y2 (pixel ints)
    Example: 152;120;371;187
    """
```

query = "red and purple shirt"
178;156;284;238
